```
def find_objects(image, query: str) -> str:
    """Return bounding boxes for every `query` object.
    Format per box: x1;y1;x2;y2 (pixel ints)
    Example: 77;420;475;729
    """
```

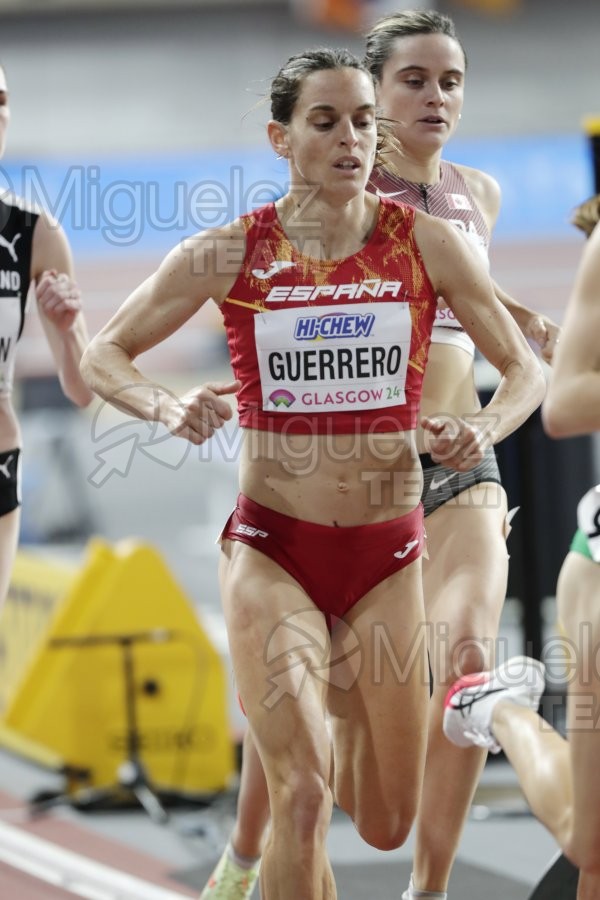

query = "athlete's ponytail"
571;193;600;238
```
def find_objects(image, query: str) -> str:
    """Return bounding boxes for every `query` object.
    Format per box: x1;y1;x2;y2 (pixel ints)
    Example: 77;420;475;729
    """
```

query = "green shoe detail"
199;847;260;899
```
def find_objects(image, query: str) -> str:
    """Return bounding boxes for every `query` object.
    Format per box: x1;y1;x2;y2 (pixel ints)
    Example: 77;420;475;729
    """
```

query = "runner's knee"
352;802;416;851
272;770;332;841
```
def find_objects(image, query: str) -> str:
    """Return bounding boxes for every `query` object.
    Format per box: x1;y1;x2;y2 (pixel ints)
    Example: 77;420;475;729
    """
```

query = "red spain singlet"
220;197;437;435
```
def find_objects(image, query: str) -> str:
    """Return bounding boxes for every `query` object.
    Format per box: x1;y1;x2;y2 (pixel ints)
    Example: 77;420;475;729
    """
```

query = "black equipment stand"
30;629;174;825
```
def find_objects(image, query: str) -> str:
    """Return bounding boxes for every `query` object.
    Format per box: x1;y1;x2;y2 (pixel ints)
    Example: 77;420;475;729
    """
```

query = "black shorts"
420;446;501;518
0;448;21;517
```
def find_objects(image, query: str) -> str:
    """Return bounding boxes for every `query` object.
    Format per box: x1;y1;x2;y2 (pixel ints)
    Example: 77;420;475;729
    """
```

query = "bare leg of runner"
410;484;508;895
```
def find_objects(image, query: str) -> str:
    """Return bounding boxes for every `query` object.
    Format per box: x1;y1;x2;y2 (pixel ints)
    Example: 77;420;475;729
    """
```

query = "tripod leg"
132;782;169;825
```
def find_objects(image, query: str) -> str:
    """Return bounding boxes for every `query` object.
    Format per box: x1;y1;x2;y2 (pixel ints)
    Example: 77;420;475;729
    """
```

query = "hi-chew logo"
294;311;375;341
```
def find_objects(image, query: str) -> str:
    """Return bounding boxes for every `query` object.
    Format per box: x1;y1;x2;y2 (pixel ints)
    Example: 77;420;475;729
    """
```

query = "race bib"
434;299;462;330
255;302;412;413
0;295;21;394
577;485;600;563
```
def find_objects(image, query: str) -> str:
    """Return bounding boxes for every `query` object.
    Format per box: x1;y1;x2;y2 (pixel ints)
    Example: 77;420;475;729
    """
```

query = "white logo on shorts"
394;539;420;560
0;454;14;479
430;470;459;491
236;523;269;538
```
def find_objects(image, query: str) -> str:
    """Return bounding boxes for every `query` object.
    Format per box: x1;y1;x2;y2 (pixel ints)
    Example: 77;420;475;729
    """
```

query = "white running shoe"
401;873;447;898
199;845;260;899
443;655;546;754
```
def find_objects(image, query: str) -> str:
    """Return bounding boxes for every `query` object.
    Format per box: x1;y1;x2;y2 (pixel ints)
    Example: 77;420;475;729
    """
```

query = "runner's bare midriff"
239;427;421;526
